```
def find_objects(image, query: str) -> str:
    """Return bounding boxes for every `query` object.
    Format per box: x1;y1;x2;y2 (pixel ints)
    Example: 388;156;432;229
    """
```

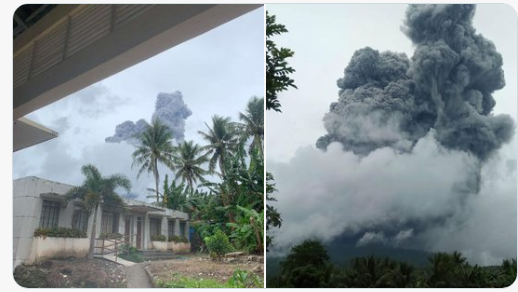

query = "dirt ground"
145;254;264;285
13;257;127;288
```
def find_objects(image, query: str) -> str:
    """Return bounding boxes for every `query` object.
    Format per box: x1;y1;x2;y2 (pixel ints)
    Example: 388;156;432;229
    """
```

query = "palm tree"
172;140;209;191
65;164;131;258
198;115;238;177
132;118;175;204
235;96;264;156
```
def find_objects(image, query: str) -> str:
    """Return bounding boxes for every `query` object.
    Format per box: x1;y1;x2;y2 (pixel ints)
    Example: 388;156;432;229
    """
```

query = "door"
136;217;142;249
124;216;131;244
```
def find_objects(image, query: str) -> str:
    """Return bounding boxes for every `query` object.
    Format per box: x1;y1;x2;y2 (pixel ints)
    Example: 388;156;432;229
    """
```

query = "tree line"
66;96;264;258
268;240;517;288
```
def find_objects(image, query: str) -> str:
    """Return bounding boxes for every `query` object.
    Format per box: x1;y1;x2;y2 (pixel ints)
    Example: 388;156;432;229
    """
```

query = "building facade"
13;176;190;268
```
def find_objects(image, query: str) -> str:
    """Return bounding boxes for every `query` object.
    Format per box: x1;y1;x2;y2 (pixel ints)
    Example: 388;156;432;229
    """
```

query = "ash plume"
317;4;514;162
106;91;192;144
270;4;516;264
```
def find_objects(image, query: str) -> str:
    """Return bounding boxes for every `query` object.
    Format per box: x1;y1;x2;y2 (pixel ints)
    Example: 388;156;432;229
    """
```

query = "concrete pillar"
161;216;168;237
184;221;190;241
174;219;181;236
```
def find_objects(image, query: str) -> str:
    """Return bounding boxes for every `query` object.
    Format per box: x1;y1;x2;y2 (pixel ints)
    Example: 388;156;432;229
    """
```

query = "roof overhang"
127;204;165;213
40;192;65;202
14;117;58;152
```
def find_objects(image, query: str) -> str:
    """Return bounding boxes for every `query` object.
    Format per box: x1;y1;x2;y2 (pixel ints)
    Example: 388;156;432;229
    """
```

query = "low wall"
30;237;90;264
151;241;168;251
170;242;191;254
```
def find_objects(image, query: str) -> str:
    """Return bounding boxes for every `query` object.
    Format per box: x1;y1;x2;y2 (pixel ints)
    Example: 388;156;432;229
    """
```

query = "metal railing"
94;233;137;261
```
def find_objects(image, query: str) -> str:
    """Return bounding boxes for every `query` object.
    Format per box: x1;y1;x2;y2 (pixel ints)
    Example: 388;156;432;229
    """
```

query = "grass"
157;276;229;288
157;270;263;288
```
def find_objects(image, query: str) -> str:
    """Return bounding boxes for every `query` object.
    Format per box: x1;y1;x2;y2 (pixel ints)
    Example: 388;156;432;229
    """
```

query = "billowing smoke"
270;4;516;265
317;5;514;163
106;91;192;144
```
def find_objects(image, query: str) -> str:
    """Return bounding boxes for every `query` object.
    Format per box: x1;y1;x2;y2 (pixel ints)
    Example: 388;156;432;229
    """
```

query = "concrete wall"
13;176;75;268
30;237;90;264
13;176;192;268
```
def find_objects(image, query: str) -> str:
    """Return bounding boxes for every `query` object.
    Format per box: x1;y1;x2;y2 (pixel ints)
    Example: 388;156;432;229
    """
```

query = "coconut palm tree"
172;140;209;191
234;96;264;156
198;115;238;177
65;164;131;258
132;118;175;204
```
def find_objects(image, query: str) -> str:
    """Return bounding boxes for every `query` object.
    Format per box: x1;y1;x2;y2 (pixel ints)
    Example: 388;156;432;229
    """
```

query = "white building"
13;176;190;268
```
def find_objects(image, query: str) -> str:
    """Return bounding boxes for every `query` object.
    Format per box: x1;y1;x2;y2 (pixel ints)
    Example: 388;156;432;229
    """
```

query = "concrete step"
140;250;178;261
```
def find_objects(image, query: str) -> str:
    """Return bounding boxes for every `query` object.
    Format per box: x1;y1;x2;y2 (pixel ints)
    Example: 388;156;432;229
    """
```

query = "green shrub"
227;269;263;288
99;232;123;239
151;234;166;242
168;235;189;243
204;229;234;260
118;244;143;263
34;227;87;238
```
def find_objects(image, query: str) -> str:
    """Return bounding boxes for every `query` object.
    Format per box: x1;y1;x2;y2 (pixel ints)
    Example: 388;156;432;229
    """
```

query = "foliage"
204;229;234;260
198;115;238;176
227;269;263;288
157;270;263;288
226;205;264;253
64;164;131;258
132;118;175;204
118;244;144;263
269;247;518;288
171;140;209;191
34;227;87;239
266;172;281;252
168;235;189;243
234;96;264;156
151;234;166;242
162;175;188;211
266;11;297;112
99;232;123;240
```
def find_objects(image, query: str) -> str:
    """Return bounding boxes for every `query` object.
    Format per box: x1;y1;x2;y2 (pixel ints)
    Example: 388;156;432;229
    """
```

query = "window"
72;209;89;232
39;200;61;228
168;220;175;237
179;221;185;237
150;218;161;236
101;212;119;234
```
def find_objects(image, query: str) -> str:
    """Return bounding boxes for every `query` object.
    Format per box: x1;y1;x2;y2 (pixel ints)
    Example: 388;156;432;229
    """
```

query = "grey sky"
266;4;516;265
13;7;264;200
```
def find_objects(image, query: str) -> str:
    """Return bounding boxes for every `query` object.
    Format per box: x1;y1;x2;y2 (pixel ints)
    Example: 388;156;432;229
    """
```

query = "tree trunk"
219;153;226;177
88;204;99;259
250;217;263;254
154;159;160;204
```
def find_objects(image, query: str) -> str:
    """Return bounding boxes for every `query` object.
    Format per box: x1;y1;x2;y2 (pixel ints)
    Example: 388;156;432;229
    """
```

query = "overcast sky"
12;7;264;200
266;4;517;265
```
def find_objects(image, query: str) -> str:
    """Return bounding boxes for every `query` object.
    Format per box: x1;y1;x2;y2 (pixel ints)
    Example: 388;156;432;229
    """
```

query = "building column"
184;221;190;241
161;216;168;238
174;218;180;236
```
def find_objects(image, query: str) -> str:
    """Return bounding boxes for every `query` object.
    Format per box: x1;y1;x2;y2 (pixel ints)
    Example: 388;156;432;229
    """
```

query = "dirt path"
125;264;154;288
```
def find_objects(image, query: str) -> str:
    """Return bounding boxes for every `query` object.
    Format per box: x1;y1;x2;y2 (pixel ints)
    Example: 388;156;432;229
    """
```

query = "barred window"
101;212;119;234
150;218;161;236
40;200;61;228
168;220;175;237
72;209;89;232
180;221;185;236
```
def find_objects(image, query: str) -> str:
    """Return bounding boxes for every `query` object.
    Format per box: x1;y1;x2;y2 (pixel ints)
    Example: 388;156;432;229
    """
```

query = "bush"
34;227;87;238
118;244;143;263
99;233;123;240
228;269;263;288
151;234;166;242
168;235;188;243
204;229;234;260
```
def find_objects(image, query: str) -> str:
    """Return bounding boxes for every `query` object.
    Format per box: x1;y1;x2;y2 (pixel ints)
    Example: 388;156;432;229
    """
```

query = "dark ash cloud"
105;91;192;144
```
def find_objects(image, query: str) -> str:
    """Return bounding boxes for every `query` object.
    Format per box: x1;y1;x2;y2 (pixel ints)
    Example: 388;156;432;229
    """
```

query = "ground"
145;254;264;287
13;257;126;288
13;254;264;288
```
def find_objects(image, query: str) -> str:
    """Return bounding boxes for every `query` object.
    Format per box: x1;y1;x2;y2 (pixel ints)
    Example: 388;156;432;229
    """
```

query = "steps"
141;250;179;261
